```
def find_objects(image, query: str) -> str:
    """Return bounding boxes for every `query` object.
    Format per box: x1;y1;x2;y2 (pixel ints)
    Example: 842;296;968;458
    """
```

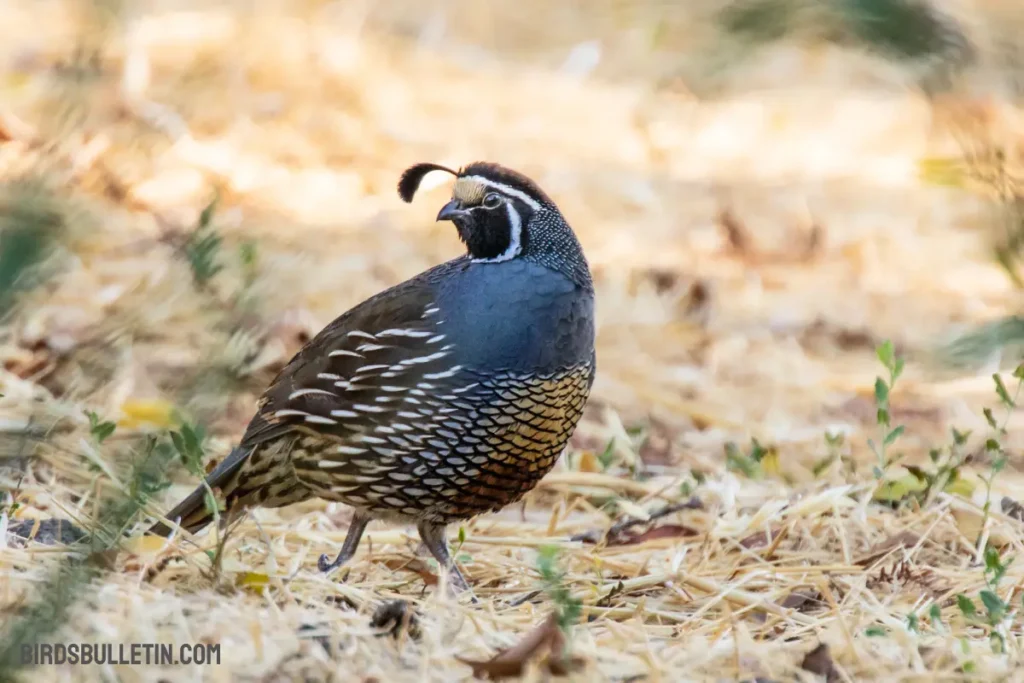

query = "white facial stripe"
471;202;522;264
462;176;542;211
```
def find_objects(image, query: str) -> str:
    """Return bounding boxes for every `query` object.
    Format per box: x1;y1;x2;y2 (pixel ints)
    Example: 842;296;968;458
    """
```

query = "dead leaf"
380;557;438;586
87;549;120;571
719;208;751;256
800;643;838;682
739;526;784;550
854;531;921;567
118;398;177;429
576;450;601;473
236;571;271;591
122;534;169;557
457;612;583;680
1002;496;1024;523
780;589;824;612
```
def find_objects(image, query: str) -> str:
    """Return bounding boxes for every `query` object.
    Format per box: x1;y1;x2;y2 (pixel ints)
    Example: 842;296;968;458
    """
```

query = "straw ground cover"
2;1;1024;680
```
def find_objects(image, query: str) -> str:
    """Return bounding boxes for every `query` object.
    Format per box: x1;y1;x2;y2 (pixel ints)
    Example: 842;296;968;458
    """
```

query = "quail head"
149;161;596;594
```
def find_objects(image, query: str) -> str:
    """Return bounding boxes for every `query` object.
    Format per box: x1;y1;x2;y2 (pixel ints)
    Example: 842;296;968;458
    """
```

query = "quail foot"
149;162;597;596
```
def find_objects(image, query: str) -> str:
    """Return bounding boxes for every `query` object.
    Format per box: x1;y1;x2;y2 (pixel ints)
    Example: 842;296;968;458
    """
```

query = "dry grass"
3;1;1024;681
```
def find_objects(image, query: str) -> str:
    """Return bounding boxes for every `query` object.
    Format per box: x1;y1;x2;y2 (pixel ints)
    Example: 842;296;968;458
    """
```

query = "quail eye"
482;192;503;209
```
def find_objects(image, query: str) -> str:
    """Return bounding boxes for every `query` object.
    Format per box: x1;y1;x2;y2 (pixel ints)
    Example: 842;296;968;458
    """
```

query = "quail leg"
416;521;473;597
318;512;370;573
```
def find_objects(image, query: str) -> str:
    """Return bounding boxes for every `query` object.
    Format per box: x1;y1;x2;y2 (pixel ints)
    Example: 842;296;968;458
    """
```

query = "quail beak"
436;199;469;223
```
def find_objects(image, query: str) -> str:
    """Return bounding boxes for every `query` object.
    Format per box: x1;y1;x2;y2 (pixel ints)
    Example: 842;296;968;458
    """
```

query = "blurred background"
1;0;1022;474
3;0;1024;680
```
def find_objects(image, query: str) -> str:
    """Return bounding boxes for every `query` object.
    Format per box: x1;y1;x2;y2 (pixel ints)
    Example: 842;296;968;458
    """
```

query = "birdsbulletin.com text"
21;643;221;666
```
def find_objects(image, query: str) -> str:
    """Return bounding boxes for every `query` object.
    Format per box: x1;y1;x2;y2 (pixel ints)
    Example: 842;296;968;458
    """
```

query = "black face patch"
454;204;512;260
453;197;533;261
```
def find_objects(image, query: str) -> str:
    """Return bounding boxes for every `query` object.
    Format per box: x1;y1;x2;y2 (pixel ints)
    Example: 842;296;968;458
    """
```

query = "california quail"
148;162;596;594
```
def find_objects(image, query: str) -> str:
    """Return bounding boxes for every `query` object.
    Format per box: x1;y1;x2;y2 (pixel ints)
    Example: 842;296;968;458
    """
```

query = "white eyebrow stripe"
462;176;542;211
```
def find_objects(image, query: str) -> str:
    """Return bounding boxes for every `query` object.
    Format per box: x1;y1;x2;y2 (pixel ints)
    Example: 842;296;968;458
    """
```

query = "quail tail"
148;443;311;537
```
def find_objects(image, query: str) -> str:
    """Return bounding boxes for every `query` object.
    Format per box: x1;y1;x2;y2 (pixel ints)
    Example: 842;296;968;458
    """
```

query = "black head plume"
398;163;458;203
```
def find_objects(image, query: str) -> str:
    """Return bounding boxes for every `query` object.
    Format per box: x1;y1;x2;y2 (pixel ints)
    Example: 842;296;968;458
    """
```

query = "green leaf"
537;545;560;583
984;546;1002;575
892;357;905;382
928;603;943;628
84;410;117;444
983;408;998;430
93;422;116;443
979;590;1006;623
1014;364;1024;380
903;465;928;482
597;438;616;471
725;442;760;479
202;489;219;516
169;430;185;457
183;194;224;290
811;453;838;477
884;425;904;446
749;437;768;462
874;377;889;406
198;191;220;230
951;427;970;446
877;340;895;369
956;594;977;619
906;613;919;633
983;546;1010;586
984;438;1001;453
864;625;888;637
993;374;1015;408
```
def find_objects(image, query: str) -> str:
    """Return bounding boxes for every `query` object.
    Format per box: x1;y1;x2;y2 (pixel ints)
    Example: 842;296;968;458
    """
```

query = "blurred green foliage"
0;178;69;319
718;0;973;78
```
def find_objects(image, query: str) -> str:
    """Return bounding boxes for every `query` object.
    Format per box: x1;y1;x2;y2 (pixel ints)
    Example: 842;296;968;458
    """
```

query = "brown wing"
239;276;467;455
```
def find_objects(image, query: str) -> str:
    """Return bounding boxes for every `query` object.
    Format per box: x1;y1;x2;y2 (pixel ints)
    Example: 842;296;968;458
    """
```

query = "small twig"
505;589;543;608
570;497;703;545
